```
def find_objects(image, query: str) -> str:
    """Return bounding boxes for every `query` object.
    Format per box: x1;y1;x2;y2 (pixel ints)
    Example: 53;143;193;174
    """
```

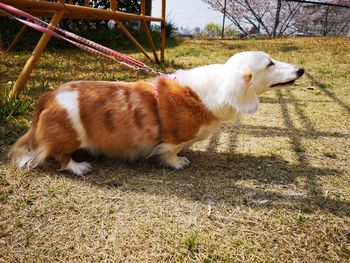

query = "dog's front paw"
164;156;190;170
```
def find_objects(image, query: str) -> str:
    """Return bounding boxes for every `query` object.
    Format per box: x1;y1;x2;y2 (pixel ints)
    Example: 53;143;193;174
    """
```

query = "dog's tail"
8;92;52;171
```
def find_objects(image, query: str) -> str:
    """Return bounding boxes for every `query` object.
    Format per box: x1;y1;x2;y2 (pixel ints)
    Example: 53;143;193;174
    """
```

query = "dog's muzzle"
270;67;305;88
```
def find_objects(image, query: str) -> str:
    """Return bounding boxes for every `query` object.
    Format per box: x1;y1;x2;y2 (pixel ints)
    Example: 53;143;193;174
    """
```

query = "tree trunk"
273;0;282;37
322;5;330;36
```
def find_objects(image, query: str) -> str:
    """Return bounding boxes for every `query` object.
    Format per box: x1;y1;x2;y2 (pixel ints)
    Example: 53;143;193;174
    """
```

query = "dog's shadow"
42;147;349;217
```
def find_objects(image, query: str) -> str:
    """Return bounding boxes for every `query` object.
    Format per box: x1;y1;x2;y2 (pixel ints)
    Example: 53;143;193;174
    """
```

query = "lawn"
0;37;350;262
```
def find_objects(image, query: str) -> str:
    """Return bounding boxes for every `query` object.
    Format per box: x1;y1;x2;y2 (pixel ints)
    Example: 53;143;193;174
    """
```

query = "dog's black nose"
297;68;304;77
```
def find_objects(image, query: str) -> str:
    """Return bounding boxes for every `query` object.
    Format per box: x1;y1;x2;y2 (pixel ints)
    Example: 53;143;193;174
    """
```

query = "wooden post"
160;0;166;62
141;0;146;15
110;0;116;11
144;0;152;27
9;9;64;98
141;0;159;63
142;20;160;64
116;21;151;60
7;25;28;51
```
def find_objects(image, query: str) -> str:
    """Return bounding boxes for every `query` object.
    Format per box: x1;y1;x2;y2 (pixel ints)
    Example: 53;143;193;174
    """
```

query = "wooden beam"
2;0;63;11
160;0;166;62
9;10;65;98
7;25;28;51
110;0;116;11
116;21;151;60
141;0;146;15
63;3;162;22
1;0;163;22
142;20;160;64
141;0;159;63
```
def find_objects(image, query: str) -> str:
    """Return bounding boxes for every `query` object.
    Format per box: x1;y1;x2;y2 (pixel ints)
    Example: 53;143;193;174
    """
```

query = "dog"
9;51;304;175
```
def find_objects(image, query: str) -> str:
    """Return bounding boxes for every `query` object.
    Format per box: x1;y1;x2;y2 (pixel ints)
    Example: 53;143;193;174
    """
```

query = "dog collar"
153;74;177;100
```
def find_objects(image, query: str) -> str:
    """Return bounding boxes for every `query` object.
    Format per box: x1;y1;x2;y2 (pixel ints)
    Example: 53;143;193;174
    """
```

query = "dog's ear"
228;70;259;114
243;70;253;84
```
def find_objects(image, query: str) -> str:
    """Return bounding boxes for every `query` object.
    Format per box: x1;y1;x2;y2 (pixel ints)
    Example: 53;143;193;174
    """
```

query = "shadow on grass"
277;43;299;53
29;95;348;217
37;148;347;217
306;72;350;114
219;42;246;51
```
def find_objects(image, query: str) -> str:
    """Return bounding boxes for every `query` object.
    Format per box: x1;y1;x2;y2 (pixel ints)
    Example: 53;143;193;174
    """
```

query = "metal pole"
221;0;227;39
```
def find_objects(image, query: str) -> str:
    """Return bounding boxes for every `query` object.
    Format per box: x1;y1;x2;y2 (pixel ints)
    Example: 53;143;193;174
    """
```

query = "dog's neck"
173;65;240;122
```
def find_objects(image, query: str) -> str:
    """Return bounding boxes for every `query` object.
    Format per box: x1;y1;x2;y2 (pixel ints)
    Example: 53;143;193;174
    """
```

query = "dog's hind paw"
64;159;92;176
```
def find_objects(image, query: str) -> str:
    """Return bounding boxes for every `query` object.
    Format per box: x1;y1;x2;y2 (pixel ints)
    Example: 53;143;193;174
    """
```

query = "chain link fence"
152;0;350;39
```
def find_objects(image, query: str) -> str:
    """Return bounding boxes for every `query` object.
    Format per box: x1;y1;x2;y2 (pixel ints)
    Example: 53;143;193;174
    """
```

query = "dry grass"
0;37;350;262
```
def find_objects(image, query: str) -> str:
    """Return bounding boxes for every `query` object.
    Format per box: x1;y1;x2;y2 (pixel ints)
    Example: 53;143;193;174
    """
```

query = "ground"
0;37;349;262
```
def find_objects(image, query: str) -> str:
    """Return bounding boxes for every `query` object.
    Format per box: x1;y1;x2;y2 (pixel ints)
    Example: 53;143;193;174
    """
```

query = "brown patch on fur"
104;109;117;132
243;70;253;84
133;108;144;129
156;78;216;144
124;89;132;111
78;81;160;158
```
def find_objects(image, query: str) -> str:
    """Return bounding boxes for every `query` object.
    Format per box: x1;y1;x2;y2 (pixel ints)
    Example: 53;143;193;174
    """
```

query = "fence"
154;0;350;39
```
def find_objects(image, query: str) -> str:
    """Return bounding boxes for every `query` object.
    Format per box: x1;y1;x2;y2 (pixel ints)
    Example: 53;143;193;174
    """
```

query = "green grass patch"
323;152;337;159
0;85;33;145
0;85;33;122
184;233;199;252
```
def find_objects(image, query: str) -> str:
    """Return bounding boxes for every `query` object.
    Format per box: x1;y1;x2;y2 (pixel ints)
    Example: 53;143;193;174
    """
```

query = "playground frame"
0;0;166;97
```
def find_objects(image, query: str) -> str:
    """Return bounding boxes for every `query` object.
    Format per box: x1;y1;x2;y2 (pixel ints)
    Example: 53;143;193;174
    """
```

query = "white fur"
150;121;220;169
225;51;301;95
151;142;190;169
175;51;302;121
64;159;92;176
55;87;88;147
17;152;37;171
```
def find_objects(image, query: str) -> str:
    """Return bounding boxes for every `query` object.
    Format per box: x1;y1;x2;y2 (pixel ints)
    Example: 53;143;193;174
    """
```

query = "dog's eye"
267;61;275;68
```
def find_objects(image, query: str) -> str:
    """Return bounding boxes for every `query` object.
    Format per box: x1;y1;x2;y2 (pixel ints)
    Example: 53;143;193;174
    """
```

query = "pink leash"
0;2;161;75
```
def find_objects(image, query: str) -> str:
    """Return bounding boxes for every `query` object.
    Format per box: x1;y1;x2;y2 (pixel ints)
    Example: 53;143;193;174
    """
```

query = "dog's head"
226;51;304;95
218;69;258;114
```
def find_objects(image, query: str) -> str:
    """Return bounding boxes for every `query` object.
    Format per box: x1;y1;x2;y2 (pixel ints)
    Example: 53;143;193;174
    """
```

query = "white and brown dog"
10;51;304;175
